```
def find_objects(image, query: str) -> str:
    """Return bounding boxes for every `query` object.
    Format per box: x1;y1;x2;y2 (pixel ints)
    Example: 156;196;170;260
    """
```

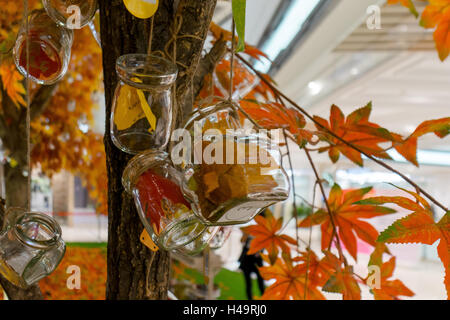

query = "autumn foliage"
0;1;107;215
0;0;449;301
39;246;107;300
388;0;450;61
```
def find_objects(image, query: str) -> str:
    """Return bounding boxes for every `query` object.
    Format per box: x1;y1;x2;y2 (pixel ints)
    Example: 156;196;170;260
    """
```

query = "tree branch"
303;148;347;266
172;0;218;125
181;36;227;119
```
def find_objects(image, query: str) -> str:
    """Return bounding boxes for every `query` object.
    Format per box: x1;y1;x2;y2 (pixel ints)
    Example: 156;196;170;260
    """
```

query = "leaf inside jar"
192;140;280;222
136;169;191;235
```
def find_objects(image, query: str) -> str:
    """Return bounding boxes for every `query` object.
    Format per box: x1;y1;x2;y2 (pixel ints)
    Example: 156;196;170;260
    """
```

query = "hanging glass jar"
111;54;177;154
181;133;290;226
209;226;232;250
122;150;215;251
0;210;66;288
13;9;73;85
42;0;98;29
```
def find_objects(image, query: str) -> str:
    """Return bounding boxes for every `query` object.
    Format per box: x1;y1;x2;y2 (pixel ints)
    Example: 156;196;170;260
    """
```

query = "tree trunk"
99;0;217;299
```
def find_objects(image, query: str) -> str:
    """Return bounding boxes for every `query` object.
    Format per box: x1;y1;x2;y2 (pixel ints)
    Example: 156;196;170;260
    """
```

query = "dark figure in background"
239;234;265;300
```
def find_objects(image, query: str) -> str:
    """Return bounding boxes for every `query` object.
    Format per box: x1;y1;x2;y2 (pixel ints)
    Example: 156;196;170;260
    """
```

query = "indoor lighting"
308;80;323;95
254;0;322;73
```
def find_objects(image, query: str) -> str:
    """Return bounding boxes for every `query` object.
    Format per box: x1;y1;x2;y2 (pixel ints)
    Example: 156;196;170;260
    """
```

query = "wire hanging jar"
42;0;98;29
0;210;66;288
122;150;216;251
13;9;73;85
111;54;177;154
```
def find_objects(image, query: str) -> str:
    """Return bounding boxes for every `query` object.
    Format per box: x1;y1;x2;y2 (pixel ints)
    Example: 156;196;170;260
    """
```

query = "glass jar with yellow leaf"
180;104;290;226
111;54;177;154
122;150;217;251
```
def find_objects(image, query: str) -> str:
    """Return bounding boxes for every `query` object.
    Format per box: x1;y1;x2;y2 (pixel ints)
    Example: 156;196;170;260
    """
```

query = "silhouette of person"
238;233;265;300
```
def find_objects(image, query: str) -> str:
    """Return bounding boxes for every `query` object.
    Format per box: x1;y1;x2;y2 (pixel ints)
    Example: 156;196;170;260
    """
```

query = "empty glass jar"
122;150;213;251
111;54;177;154
181;133;290;226
43;0;98;29
0;210;66;288
13;9;73;85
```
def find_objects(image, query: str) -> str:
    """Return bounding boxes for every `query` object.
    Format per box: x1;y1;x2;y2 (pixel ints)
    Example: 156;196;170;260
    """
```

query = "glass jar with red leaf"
122;150;216;251
13;9;73;85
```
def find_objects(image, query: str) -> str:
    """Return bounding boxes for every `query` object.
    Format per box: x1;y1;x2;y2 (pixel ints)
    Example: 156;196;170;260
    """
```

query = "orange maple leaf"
242;214;297;265
293;249;336;288
313;103;397;166
370;256;415;300
0;62;26;107
240;99;315;146
259;254;326;300
321;251;361;300
299;184;396;261
393;117;450;166
357;187;450;299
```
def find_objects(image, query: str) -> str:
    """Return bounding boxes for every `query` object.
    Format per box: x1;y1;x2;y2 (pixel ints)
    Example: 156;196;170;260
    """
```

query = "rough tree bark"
98;0;217;299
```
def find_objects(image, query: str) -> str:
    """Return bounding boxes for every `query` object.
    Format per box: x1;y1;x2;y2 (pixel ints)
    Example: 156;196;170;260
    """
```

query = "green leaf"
232;0;246;52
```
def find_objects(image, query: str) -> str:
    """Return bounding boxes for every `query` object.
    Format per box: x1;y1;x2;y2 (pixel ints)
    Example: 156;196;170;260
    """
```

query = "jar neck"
13;213;62;250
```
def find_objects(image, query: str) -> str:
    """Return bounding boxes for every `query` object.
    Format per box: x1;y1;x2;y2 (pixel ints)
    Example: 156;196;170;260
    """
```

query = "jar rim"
122;150;170;193
116;54;178;88
182;100;240;131
13;212;62;250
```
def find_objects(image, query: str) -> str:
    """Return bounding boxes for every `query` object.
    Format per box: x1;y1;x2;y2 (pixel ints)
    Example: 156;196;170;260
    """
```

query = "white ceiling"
309;51;450;151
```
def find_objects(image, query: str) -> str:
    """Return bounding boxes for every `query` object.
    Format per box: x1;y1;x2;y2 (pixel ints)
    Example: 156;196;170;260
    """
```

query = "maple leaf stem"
236;53;450;214
304;148;348;267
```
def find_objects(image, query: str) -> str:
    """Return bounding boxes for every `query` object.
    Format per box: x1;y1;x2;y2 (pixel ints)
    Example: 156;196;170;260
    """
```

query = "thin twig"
304;148;347;266
283;129;299;250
